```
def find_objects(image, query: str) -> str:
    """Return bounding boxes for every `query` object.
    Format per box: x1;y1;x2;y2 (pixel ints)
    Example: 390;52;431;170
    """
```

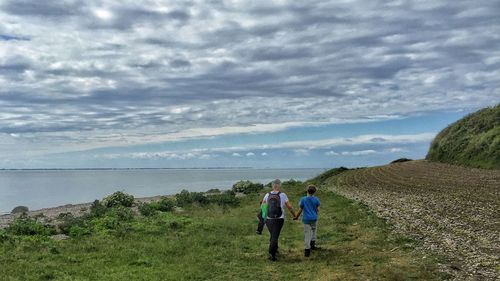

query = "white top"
263;191;289;219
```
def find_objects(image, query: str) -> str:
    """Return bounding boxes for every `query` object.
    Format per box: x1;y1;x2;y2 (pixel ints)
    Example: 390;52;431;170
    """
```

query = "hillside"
318;160;500;280
426;104;500;169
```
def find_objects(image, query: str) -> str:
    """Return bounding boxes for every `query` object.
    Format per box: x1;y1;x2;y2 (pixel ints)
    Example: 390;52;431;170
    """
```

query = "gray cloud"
1;0;80;17
0;0;499;160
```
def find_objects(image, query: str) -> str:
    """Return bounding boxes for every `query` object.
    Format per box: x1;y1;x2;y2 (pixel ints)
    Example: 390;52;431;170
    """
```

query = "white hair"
272;179;281;189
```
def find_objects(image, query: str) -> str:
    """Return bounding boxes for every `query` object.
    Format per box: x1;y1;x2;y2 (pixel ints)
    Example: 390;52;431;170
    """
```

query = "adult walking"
261;179;297;261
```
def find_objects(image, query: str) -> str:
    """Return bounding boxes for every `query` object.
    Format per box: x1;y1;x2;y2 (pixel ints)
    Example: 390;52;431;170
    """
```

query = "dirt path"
328;160;500;281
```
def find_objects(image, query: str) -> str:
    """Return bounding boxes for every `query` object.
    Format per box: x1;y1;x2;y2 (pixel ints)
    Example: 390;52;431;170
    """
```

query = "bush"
231;180;264;194
90;200;107;217
206;188;221;193
138;202;156;217
57;213;88;235
174;190;212;207
0;229;11;243
11;206;29;214
156;197;176;212
175;190;194;207
391;158;413;164
69;225;91;238
108;206;134;222
6;215;55;236
103;191;134;208
210;192;240;207
282;179;304;188
191;192;210;205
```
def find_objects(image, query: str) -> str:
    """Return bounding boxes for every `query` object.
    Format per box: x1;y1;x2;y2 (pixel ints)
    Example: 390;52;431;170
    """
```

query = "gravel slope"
327;160;499;281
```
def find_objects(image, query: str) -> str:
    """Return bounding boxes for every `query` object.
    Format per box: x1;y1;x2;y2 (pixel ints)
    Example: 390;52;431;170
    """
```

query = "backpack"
267;192;282;219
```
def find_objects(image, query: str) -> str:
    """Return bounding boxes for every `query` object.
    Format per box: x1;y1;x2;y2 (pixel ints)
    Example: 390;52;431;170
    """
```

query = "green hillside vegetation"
0;180;447;280
426;104;500;169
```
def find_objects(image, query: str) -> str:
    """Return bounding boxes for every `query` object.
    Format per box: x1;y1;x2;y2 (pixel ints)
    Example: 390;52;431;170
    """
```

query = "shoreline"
0;195;168;229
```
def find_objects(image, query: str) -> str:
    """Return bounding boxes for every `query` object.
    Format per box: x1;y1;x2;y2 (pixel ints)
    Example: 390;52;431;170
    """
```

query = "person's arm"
294;207;303;220
285;201;297;218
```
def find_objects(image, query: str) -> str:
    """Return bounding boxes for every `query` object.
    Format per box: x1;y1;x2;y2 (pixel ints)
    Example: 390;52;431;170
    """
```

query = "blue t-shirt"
299;196;320;223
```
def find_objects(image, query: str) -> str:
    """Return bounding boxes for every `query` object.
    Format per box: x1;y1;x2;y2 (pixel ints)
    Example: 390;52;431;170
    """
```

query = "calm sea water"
0;168;324;214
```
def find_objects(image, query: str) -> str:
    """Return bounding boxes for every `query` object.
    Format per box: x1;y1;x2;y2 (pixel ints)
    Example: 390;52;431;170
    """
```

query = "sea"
0;168;324;214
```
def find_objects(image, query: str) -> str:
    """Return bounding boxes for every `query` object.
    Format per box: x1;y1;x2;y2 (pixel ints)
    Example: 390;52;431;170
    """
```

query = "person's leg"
266;219;276;259
256;211;265;234
274;218;284;254
304;223;312;249
310;221;317;249
266;219;284;259
304;223;312;257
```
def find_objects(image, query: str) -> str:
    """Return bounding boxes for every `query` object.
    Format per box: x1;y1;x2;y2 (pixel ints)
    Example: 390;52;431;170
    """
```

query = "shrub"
391;158;413;164
138;202;156;217
68;225;91;238
11;206;29;214
103;191;134;208
210;192;240;207
231;180;264;194
108;206;134;222
175;190;194;207
90;200;107;217
156;197;176;212
57;213;88;235
282;179;303;189
6;215;55;236
191;192;210;205
0;229;11;243
206;188;221;193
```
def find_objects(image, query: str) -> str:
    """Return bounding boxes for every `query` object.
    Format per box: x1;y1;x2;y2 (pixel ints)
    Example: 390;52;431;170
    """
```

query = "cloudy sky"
0;0;499;168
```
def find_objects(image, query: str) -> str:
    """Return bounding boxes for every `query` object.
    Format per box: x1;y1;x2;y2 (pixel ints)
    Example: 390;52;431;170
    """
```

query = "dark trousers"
266;218;284;256
256;211;265;233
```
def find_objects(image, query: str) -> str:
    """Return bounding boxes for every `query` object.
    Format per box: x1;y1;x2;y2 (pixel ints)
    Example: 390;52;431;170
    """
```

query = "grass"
426;103;500;169
0;183;448;281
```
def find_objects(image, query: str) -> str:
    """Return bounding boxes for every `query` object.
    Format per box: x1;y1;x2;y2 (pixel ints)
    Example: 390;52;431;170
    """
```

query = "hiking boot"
311;240;317;250
256;231;262;235
304;249;311;257
268;254;277;261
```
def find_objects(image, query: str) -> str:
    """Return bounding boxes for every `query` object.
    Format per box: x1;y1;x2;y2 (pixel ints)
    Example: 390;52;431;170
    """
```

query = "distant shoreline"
0;167;324;171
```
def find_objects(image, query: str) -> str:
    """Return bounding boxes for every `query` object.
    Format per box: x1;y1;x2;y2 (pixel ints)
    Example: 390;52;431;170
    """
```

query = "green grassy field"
0;181;448;281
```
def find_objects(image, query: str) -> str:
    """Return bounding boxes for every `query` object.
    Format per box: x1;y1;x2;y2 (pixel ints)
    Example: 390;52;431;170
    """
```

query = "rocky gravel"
328;160;500;281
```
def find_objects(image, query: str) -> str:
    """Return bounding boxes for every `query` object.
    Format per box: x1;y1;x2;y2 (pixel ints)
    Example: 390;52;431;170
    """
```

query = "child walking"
294;185;320;257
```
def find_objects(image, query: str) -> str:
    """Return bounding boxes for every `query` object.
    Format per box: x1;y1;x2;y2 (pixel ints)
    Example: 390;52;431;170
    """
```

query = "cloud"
0;0;499;167
261;152;267;156
341;150;378;156
325;150;339;156
101;151;212;160
386;147;408;153
231;152;241;157
246;152;255;156
294;149;310;156
201;133;435;153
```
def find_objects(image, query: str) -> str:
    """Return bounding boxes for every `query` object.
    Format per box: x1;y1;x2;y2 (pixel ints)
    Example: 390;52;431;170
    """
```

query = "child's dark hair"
307;185;316;195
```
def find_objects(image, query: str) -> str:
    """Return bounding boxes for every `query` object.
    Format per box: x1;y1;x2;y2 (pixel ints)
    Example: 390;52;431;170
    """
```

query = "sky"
0;0;499;169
